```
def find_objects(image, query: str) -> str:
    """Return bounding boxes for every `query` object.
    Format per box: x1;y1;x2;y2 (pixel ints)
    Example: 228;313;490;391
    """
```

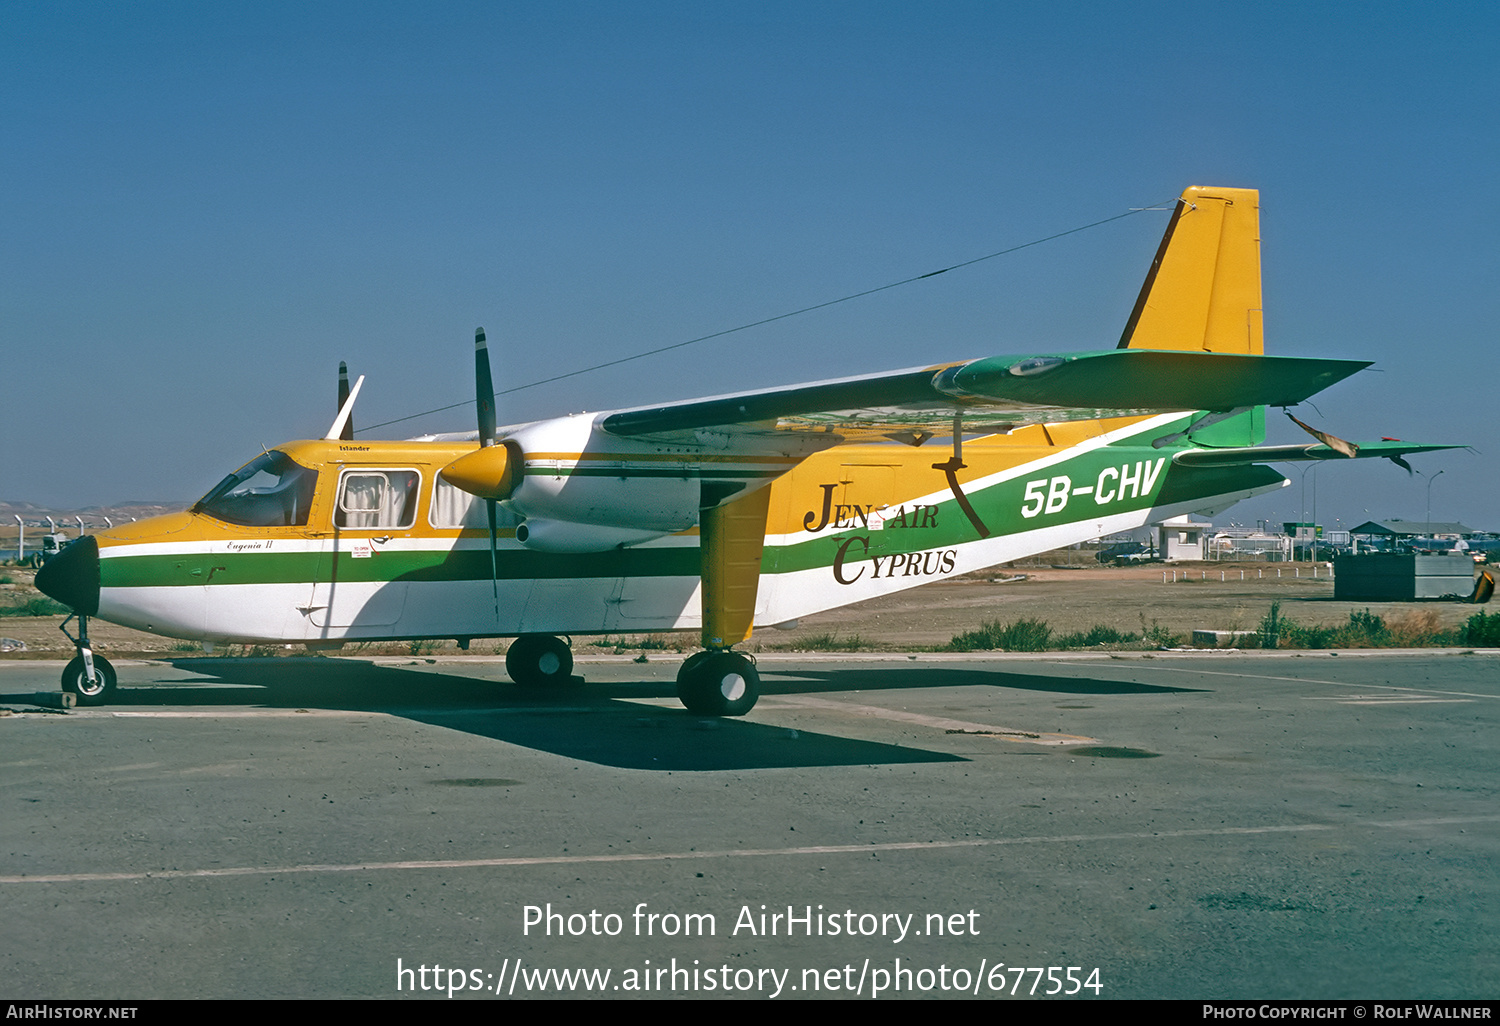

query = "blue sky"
4;1;1496;532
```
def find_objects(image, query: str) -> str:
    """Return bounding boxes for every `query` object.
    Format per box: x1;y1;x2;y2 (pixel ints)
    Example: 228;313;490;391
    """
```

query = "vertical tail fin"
1118;186;1263;355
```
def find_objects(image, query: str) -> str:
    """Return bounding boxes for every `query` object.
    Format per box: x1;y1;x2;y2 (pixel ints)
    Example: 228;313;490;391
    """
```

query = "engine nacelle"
502;416;735;533
440;413;818;541
514;518;671;553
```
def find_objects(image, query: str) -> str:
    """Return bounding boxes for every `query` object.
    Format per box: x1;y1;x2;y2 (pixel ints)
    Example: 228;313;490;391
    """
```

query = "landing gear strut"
677;650;759;716
504;633;575;686
60;613;117;706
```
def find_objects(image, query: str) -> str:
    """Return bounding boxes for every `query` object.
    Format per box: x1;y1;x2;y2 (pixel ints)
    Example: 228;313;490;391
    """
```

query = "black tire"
677;650;759;716
504;634;574;686
62;654;117;706
677;650;714;679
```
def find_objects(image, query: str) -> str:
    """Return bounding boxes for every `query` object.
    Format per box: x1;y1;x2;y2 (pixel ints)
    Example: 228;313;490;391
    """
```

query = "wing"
598;349;1370;442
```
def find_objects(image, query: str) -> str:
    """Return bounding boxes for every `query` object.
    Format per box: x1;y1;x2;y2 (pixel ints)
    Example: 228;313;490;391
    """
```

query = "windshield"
194;451;319;527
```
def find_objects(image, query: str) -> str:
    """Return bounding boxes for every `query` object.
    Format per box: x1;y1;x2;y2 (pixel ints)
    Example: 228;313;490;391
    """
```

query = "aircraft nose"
34;535;100;616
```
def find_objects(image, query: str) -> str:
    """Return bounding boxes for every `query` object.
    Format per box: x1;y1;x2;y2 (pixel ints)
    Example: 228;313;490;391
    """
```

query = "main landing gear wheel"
504;633;574;686
62;654;117;706
677;650;759;717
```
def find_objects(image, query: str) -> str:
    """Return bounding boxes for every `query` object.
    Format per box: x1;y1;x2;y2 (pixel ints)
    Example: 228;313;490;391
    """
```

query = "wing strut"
675;486;772;717
699;486;772;650
931;413;991;538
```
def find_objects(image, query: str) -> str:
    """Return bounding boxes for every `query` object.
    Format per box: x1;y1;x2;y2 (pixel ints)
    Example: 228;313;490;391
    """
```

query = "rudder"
1118;186;1263;355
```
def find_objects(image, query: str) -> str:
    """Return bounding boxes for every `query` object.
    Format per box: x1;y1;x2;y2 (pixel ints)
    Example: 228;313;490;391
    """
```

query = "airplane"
35;186;1456;714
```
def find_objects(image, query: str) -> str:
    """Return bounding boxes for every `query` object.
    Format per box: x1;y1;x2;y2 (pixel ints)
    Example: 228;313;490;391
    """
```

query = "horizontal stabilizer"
1171;439;1461;467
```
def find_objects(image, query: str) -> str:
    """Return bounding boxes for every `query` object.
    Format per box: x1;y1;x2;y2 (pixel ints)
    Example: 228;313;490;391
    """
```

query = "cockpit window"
194;451;319;527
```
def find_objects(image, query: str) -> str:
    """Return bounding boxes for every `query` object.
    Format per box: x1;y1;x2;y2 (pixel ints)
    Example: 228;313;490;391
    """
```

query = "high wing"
598;348;1370;442
594;347;1456;470
438;347;1390;526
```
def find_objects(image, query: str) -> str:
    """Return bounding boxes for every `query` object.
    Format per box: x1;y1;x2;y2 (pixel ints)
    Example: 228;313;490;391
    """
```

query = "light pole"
1425;470;1444;531
1299;464;1318;562
1311;464;1319;559
12;515;21;564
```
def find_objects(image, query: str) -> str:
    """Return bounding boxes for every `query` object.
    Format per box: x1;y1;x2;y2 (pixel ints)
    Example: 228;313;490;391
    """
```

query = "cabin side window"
336;469;419;529
429;477;519;530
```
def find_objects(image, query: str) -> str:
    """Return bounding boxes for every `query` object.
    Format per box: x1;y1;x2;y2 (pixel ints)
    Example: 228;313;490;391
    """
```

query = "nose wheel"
59;613;117;706
63;653;117;705
676;650;759;716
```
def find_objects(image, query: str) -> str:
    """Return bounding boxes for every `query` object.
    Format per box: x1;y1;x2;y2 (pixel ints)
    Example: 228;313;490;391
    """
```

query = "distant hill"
0;499;188;531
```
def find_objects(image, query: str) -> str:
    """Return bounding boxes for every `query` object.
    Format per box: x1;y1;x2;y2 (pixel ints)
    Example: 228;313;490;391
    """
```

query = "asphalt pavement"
3;650;1497;1000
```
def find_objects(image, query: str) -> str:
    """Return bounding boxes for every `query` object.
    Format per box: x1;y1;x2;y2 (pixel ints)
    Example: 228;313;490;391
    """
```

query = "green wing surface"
600;349;1369;440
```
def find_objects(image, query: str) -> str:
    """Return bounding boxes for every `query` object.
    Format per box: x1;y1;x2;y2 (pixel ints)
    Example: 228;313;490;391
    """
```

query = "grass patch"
1257;602;1284;648
1464;610;1500;646
949;619;1167;652
948;617;1053;652
224;644;280;658
1055;625;1137;648
0;596;69;617
593;633;689;654
1139;616;1181;648
1259;602;1472;650
771;632;871;652
939;601;1489;654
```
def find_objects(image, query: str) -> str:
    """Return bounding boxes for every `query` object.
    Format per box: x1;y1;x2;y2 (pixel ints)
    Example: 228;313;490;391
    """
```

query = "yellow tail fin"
1118;186;1263;354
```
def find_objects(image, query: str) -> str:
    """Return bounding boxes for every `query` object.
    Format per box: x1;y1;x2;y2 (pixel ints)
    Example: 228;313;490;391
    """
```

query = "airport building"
1349;520;1479;551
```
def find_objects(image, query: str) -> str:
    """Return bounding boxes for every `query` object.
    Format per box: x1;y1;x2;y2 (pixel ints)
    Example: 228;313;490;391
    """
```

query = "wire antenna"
360;200;1171;435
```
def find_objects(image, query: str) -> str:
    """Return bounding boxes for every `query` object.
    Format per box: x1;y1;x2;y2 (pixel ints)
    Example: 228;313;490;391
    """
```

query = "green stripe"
763;443;1279;576
102;545;700;589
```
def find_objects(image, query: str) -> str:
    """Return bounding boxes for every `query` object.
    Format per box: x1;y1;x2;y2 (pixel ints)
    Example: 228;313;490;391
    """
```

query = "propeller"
325;364;365;441
439;329;516;498
337;362;354;441
436;328;526;617
474;328;501;622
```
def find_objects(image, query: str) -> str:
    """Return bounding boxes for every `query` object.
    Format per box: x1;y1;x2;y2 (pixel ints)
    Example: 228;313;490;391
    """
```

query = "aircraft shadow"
130;657;958;771
16;657;1199;771
757;665;1205;697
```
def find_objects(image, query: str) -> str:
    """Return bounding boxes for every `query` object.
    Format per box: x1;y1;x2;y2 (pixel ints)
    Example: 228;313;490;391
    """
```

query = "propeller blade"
441;326;519;498
475;328;496;448
337;362;354;440
325;373;365;441
473;327;501;623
